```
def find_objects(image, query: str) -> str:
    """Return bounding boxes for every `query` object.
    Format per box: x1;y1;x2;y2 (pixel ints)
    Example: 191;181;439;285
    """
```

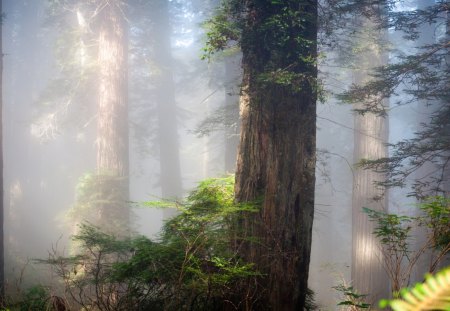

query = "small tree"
365;196;450;294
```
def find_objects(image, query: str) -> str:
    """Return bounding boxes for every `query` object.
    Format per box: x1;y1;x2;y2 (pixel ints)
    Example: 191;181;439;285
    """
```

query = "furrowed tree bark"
96;0;129;233
234;1;317;309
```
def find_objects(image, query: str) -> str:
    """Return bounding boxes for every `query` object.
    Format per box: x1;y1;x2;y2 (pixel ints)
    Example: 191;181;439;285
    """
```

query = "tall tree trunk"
150;0;182;216
96;0;129;232
234;1;317;309
351;10;390;302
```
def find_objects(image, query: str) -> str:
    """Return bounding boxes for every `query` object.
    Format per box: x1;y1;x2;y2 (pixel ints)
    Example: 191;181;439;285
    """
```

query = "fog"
3;0;235;292
1;0;446;309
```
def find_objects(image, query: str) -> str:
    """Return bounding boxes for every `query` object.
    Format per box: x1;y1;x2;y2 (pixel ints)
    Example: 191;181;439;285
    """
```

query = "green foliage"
365;196;450;260
39;176;318;309
36;223;132;310
380;267;450;311
19;285;49;311
41;176;265;310
201;3;241;60
121;176;261;309
363;207;413;255
333;284;371;310
203;0;320;95
418;197;450;251
257;69;318;94
364;197;450;292
354;104;450;198
334;1;450;198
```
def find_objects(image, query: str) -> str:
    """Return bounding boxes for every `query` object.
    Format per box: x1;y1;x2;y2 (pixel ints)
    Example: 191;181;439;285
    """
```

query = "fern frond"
387;267;450;311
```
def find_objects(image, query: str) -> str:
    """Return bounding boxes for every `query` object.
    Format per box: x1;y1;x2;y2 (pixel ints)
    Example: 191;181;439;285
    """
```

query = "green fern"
381;267;450;311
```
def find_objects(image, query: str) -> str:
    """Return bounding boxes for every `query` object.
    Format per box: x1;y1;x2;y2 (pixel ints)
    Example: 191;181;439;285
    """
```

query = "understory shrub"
364;196;450;293
38;176;272;310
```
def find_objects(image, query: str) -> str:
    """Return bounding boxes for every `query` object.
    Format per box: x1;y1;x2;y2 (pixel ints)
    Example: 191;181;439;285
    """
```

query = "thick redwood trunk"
96;0;129;231
234;1;317;309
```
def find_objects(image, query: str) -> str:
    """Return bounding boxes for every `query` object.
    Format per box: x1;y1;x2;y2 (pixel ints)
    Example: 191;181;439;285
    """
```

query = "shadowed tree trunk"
96;0;129;233
234;1;317;309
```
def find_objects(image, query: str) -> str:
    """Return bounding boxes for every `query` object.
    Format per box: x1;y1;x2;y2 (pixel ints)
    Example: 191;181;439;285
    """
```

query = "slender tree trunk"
234;1;317;309
150;0;182;216
96;0;129;232
351;11;390;303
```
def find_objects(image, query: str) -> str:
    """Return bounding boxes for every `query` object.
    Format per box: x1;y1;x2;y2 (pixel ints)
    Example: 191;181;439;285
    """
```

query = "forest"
0;0;449;310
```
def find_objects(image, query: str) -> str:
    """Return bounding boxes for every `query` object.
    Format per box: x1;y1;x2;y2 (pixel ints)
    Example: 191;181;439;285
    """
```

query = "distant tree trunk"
224;54;240;173
234;1;317;309
351;10;390;302
150;0;182;215
96;0;129;232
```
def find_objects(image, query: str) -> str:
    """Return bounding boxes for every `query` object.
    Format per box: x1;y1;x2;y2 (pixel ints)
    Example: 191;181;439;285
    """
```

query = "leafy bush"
37;176;320;310
333;284;370;310
19;285;49;311
40;176;266;310
364;196;450;293
113;176;261;310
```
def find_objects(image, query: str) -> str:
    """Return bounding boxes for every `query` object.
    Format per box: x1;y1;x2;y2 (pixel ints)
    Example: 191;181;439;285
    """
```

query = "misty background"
2;0;443;308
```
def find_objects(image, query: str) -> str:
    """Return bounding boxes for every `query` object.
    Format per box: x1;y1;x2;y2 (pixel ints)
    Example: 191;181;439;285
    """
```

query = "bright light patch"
174;38;194;48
